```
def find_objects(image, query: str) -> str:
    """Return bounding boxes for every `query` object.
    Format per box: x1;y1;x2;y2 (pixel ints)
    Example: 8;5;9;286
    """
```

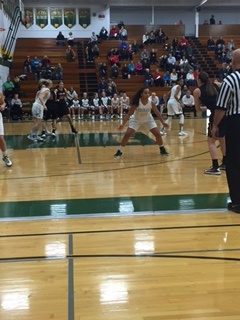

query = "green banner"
64;8;76;28
36;8;48;29
78;8;91;28
50;8;63;29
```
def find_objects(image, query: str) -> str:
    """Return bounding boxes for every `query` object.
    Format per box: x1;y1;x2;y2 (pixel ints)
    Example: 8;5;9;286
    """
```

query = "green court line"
0;193;229;219
5;132;156;150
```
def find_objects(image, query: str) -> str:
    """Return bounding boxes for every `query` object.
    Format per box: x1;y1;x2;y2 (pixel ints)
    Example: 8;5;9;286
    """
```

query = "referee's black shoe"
227;202;240;213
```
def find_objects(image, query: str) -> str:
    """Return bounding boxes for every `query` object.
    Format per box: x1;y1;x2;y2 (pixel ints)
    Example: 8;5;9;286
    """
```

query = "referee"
212;48;240;213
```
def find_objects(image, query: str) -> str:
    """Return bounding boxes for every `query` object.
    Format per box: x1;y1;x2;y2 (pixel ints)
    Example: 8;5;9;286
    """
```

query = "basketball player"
0;91;12;166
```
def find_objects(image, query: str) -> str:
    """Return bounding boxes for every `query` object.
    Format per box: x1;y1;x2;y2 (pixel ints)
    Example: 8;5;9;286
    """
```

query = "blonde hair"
38;78;52;88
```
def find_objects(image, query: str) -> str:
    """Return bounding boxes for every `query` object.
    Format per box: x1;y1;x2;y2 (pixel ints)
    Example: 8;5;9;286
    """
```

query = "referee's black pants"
225;115;240;205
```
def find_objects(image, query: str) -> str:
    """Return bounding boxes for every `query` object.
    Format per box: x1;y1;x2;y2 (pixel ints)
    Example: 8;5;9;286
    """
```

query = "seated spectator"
67;87;78;107
172;37;178;50
135;60;143;75
178;68;186;83
144;68;154;87
182;90;197;117
166;53;176;72
207;36;215;51
11;93;22;120
90;32;98;44
127;44;133;60
226;47;233;63
66;45;75;62
67;32;75;46
159;54;168;71
23;56;31;74
99;27;108;40
132;40;139;54
98;78;108;95
122;63;129;79
31;56;40;73
215;44;224;61
2;76;15;98
33;63;43;81
99;63;108;78
142;32;150;46
179;56;188;68
109;26;119;40
140;48;150;63
152;68;162;87
149;31;156;45
218;62;228;81
178;36;189;55
92;44;99;59
227;39;235;51
150;48;157;65
186;69;197;86
56;31;65;46
149;92;159;108
118;40;128;51
111;63;119;79
53;63;63;80
128;61;135;76
216;36;225;50
108;52;120;66
108;78;117;94
13;75;21;94
162;71;171;87
41;55;51;68
156;28;166;44
119;25;127;40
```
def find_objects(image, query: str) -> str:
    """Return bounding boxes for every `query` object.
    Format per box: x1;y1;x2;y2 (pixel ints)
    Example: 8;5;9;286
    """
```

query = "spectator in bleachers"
99;63;108;78
31;56;40;73
122;64;130;79
159;54;168;71
159;93;168;113
178;36;189;55
127;60;135;76
108;78;117;94
140;48;150;63
11;93;23;120
98;78;108;95
144;68;154;87
166;53;176;72
216;36;225;50
66;45;75;62
99;27;108;40
67;32;75;46
54;63;63;80
210;14;215;25
111;63;119;79
172;37;179;50
162;71;171;87
218;62;229;81
152;68;162;87
149;31;156;45
135;60;143;75
207;36;215;51
181;90;197;117
109;26;118;40
132;40;139;54
23;56;32;74
41;55;51;68
227;39;235;51
127;44;133;61
90;32;98;44
56;31;65;46
156;27;166;44
142;58;150;72
119;25;128;40
226;47;233;63
142;32;150;46
149;92;159;110
215;44;224;61
92;43;100;59
179;55;188;68
119;46;128;61
2;76;15;98
150;48;157;65
186;69;197;87
189;55;198;70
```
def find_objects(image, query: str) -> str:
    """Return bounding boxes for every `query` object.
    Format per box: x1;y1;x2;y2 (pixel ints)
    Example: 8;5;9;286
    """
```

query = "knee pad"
179;114;184;125
165;116;172;126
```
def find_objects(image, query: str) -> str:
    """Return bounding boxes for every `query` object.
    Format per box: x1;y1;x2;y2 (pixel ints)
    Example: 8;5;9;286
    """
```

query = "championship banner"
36;8;48;29
78;8;91;28
64;8;76;29
50;8;63;29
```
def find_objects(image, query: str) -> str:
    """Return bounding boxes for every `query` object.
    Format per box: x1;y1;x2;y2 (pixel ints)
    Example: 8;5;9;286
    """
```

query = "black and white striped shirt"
216;70;240;116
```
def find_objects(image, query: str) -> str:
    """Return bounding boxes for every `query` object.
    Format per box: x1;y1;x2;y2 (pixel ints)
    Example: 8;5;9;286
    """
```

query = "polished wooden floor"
1;117;239;320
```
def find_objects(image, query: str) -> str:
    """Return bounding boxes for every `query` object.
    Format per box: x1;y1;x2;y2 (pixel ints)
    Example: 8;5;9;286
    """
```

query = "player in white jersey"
119;92;130;117
28;79;52;142
70;95;80;120
113;87;169;158
0;92;12;166
160;78;187;136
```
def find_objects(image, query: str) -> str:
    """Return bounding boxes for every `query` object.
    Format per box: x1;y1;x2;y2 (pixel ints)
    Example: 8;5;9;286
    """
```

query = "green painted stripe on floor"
5;132;156;150
0;193;229;219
